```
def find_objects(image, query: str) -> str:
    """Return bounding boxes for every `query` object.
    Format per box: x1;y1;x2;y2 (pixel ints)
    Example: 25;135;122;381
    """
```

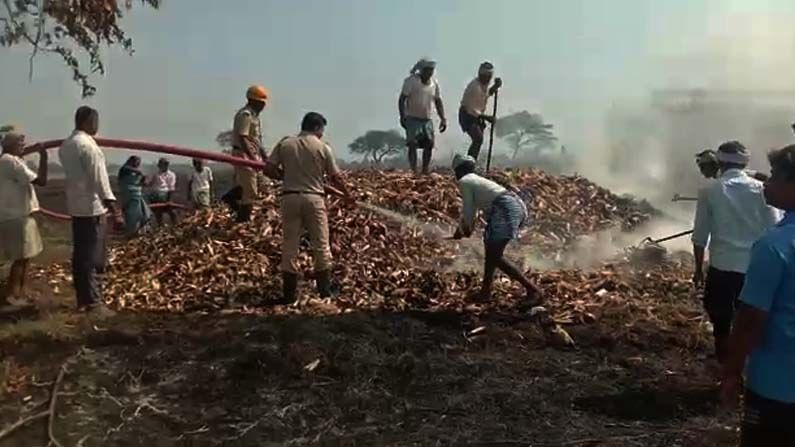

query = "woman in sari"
117;156;151;236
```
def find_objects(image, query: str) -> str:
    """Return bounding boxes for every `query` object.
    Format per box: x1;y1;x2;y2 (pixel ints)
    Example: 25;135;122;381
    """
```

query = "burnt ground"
0;288;739;447
0;187;742;447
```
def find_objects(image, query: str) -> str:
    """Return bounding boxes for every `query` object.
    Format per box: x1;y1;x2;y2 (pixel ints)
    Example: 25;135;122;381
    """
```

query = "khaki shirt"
232;105;262;160
269;132;339;195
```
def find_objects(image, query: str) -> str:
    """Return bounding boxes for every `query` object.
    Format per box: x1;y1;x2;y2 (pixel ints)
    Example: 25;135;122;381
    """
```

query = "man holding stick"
459;62;502;160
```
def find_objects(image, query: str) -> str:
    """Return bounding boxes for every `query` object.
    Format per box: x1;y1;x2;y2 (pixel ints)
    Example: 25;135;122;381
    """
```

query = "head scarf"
717;140;750;165
452;153;476;170
478;61;495;76
410;58;437;75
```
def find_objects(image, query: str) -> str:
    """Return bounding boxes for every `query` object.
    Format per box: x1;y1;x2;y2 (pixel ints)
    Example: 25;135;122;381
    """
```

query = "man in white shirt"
148;158;178;225
451;154;541;304
58;106;118;313
459;62;502;160
0;130;47;307
187;158;214;209
398;58;447;175
692;141;781;365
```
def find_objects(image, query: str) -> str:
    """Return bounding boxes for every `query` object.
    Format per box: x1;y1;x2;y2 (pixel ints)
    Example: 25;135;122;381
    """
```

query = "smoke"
574;8;795;210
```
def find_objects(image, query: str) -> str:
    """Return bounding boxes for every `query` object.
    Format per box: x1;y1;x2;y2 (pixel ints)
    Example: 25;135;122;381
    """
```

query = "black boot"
277;272;298;305
316;270;337;298
236;205;252;223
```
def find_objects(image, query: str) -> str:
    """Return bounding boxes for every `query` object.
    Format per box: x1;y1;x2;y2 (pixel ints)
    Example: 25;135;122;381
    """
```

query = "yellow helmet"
246;85;269;103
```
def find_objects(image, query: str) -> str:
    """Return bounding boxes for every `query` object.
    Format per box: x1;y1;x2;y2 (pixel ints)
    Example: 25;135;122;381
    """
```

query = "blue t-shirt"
741;211;795;403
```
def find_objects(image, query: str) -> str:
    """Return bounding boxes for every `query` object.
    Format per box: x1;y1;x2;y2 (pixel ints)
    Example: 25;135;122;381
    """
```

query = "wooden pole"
486;89;499;171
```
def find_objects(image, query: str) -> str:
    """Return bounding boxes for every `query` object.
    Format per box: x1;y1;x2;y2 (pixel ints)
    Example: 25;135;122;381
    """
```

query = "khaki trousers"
232;149;258;205
280;193;332;273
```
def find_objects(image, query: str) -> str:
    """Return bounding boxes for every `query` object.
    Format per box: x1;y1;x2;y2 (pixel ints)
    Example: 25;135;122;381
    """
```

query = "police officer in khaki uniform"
263;112;353;304
229;85;268;222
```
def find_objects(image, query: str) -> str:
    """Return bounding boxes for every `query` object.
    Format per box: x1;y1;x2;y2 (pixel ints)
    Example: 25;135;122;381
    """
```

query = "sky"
2;0;795;166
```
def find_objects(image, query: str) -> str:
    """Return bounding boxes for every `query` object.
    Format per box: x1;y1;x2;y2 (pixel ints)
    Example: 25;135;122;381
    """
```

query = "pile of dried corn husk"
354;169;656;254
34;170;702;346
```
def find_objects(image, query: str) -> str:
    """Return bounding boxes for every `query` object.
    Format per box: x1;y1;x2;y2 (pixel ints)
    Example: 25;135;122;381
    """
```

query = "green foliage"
348;129;406;165
495;111;558;159
0;0;161;97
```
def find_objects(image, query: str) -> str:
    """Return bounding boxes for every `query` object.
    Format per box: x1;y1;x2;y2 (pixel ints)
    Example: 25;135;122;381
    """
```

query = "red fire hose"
23;138;263;221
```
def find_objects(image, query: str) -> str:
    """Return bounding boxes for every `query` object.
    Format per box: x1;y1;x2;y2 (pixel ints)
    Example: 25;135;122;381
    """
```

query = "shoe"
315;270;338;298
84;304;117;319
276;272;298;305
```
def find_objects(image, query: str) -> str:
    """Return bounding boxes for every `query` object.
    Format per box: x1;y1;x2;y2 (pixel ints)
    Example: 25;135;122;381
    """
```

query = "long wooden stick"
486;89;499;172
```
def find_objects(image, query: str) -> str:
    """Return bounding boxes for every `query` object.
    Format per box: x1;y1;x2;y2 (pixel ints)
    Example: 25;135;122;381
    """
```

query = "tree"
216;129;234;153
495;111;558;159
0;0;161;97
348;130;406;165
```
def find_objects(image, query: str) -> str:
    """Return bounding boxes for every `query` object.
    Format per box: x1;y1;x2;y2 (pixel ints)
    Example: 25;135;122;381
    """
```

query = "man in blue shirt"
721;144;795;446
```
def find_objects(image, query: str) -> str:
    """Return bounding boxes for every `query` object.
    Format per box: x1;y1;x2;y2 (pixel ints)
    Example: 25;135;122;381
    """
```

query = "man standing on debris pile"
450;154;542;303
721;144;795;446
59;106;119;315
225;85;268;222
262;112;353;304
399;58;447;175
0;129;47;308
691;141;780;367
459;62;502;160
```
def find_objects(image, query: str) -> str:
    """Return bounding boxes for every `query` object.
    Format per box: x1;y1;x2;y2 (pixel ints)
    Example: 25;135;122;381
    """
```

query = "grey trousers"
71;216;107;307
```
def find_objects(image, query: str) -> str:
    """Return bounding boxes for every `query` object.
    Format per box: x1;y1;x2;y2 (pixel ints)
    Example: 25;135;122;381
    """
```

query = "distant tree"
495;111;558;159
0;0;162;97
216;129;234;151
348;129;406;165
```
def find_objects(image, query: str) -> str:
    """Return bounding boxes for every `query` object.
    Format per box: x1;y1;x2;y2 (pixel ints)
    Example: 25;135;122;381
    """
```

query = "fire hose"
22;138;267;221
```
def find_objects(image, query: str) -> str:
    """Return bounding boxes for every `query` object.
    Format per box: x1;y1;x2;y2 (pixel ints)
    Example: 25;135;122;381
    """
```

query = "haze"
1;0;794;191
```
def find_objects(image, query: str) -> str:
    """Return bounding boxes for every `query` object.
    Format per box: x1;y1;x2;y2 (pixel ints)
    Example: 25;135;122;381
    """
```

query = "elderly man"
459;62;502;160
721;144;795;446
398;58;447;175
59;106;118;314
227;85;268;222
263;112;353;304
692;141;780;366
0;129;47;307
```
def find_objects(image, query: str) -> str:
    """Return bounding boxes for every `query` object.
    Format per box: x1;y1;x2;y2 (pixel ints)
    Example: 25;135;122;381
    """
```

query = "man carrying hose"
262;112;353;304
59;106;119;315
0;129;47;308
399;58;447;175
450;154;542;303
148;158;177;226
459;62;502;160
692;141;780;367
225;85;268;222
